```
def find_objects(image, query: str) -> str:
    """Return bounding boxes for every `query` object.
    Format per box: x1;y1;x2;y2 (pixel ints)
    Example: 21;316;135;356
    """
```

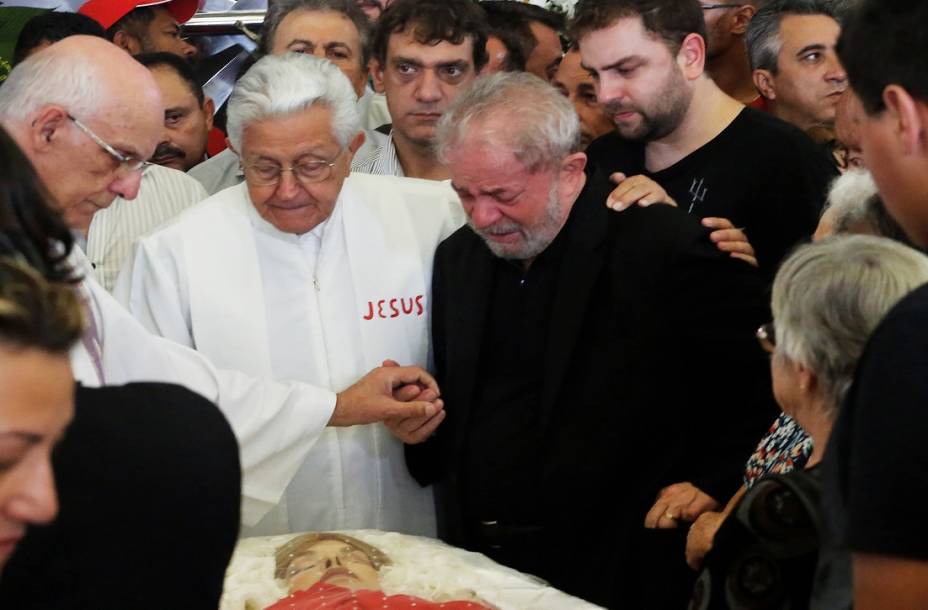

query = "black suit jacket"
0;383;241;610
408;171;778;607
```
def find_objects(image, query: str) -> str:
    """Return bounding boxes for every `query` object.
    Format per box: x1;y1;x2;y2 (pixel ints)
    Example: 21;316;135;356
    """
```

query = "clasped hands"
329;359;445;444
644;481;720;530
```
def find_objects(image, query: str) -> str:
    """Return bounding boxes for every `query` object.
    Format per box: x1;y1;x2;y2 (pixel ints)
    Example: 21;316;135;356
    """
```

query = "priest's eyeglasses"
68;114;150;174
243;158;338;187
701;2;741;9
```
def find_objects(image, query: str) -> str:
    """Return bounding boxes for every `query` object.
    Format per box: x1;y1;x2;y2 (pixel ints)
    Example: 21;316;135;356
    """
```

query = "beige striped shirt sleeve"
87;164;208;291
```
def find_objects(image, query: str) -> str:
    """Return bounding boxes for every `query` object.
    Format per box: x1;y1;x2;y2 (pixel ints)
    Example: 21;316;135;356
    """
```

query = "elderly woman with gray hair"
686;235;928;608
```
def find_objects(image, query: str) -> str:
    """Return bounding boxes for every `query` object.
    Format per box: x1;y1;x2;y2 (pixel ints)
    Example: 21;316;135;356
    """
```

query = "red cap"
79;0;201;30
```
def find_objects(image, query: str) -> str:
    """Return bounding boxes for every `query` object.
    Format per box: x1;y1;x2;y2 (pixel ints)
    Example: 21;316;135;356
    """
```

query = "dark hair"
837;0;928;116
257;0;372;68
480;1;565;33
746;0;838;73
570;0;706;55
0;258;84;354
106;6;157;42
479;2;534;72
0;127;77;284
12;11;106;65
135;51;205;106
480;1;566;72
372;0;490;72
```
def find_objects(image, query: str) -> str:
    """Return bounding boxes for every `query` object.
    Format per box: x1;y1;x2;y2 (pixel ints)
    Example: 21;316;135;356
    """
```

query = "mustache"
151;142;185;160
472;220;523;236
602;100;637;115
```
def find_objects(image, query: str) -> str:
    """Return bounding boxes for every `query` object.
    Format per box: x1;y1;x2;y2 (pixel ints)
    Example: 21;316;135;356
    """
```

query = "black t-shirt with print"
586;108;838;279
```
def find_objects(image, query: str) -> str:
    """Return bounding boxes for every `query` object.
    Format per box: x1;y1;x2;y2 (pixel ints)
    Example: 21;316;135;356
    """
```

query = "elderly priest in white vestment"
116;53;465;537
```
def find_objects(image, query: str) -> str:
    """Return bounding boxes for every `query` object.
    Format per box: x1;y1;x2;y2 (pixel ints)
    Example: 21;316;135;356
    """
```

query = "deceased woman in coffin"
221;530;603;610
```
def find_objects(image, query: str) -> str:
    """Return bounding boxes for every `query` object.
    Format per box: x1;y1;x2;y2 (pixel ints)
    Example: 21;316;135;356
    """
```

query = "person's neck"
792;399;834;468
644;77;744;173
769;103;833;138
393;131;450;180
707;43;759;105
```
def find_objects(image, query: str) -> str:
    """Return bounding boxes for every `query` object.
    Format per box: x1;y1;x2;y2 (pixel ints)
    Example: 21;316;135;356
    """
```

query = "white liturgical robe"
68;249;338;529
115;173;465;536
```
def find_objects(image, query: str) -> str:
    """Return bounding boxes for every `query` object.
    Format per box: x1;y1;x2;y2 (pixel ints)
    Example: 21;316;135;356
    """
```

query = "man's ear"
29;105;69;153
883;85;928;157
345;131;367;165
558;151;588;203
112;30;141;55
371;58;386;94
731;5;757;35
203;96;215;131
753;69;776;101
677;32;706;80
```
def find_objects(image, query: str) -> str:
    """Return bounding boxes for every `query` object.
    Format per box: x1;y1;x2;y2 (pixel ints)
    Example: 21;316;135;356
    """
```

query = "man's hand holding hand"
330;364;443;427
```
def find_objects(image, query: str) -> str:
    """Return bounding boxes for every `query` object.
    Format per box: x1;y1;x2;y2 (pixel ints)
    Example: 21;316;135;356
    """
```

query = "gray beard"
471;179;567;261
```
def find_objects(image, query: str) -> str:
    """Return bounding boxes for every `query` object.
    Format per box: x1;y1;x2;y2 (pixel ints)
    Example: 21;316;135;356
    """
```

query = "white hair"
824;169;878;232
226;52;361;152
0;44;109;122
435;72;581;172
772;235;928;413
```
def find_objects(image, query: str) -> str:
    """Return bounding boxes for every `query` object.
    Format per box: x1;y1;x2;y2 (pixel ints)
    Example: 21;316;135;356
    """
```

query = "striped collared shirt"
87;164;208;291
351;129;405;178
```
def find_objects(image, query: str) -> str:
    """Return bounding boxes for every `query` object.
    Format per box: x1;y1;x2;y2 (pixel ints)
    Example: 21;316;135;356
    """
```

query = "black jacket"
408;171;778;607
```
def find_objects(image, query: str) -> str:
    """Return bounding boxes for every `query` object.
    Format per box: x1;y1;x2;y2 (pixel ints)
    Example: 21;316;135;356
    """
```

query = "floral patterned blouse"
743;413;814;488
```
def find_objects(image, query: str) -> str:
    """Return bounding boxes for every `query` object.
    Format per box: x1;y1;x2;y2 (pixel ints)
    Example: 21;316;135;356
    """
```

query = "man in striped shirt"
352;0;488;180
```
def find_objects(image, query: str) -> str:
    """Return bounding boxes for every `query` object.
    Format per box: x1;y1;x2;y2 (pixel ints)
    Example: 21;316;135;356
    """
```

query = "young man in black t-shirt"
823;1;928;608
573;0;837;280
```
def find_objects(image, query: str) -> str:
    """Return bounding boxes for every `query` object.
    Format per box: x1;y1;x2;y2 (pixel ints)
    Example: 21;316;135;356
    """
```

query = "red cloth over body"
265;583;491;610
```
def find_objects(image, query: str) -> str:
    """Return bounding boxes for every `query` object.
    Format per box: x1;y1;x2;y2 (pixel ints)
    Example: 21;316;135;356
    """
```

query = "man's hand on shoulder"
330;364;443;428
606;172;677;210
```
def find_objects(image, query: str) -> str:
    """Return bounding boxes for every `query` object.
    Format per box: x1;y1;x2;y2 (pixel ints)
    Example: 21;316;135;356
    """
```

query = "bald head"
0;36;163;235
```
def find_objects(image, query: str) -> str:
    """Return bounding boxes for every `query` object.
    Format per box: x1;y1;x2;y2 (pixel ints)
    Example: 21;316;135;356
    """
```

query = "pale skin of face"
8;36;163;236
481;35;510;75
446;132;587;267
525;21;563;82
270;10;367;98
834;91;866;171
0;347;74;573
856;86;928;248
286;539;381;593
373;30;477;178
113;7;197;59
753;14;847;131
552;49;614;149
149;66;214;172
700;2;758;104
241;105;363;235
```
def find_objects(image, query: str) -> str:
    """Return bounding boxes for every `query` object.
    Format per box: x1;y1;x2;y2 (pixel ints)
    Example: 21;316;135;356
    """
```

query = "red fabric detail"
264;583;491;610
748;96;771;113
79;0;200;30
206;126;228;157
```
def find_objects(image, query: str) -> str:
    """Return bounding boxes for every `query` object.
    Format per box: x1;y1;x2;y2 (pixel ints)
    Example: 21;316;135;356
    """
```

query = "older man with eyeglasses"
0;35;445;540
116;52;465;537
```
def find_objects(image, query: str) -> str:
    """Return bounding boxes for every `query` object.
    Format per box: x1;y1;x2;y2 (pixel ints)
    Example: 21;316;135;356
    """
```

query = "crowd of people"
0;0;924;608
